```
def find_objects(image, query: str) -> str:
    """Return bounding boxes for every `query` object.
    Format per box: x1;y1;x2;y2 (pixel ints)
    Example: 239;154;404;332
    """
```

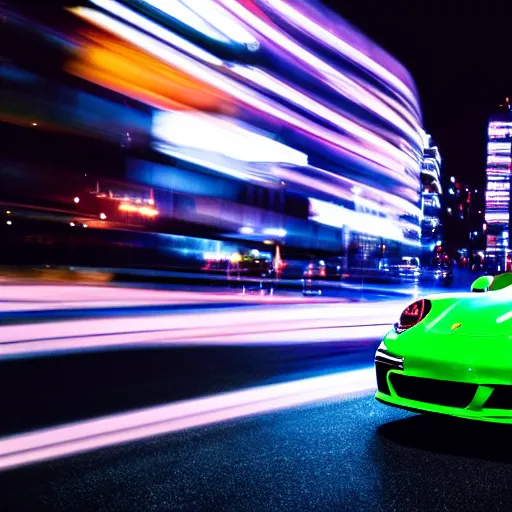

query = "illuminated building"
484;98;512;272
442;179;485;268
1;1;425;273
420;133;442;261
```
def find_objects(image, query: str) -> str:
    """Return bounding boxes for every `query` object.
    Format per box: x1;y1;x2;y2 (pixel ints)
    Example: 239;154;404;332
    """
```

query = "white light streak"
180;0;259;47
231;66;410;170
309;197;410;244
0;367;376;471
70;7;411;180
91;0;224;65
142;0;230;44
152;111;308;166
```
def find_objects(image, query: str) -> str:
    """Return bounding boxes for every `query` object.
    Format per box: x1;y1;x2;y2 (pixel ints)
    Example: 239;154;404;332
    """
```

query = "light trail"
216;0;421;154
0;301;405;344
0;322;390;359
69;7;418;184
0;367;376;471
0;288;406;358
257;0;421;118
189;324;390;344
91;0;224;66
0;285;343;313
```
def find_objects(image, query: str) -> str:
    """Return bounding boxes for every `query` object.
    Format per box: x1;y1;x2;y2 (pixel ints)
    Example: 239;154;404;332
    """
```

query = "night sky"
327;0;512;190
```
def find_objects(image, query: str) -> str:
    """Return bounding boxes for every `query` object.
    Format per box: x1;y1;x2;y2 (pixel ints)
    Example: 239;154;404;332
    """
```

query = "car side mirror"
470;275;494;293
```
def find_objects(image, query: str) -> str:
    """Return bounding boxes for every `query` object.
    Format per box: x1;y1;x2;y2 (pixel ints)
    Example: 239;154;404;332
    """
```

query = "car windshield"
489;272;512;291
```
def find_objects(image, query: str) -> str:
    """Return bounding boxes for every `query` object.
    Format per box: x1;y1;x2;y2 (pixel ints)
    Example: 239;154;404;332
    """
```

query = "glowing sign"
119;203;159;216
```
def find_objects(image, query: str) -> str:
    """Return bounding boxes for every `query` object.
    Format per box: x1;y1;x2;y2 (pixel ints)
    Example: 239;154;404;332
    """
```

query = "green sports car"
375;272;512;423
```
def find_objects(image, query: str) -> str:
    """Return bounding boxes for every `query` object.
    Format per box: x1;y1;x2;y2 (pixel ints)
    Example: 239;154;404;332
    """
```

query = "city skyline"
484;99;512;271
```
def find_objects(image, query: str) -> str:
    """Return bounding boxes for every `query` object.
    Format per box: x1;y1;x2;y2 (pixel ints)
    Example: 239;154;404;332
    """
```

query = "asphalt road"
2;328;512;512
3;392;512;512
0;285;505;512
0;341;378;437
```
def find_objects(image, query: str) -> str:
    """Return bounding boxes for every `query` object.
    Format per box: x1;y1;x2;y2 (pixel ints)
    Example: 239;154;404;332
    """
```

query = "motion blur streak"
66;18;227;112
152;111;309;166
3;0;425;271
259;0;420;114
188;325;389;344
230;66;416;172
70;6;415;178
0;285;329;309
90;0;224;66
0;302;403;358
179;0;259;47
0;324;390;359
0;302;405;344
0;367;375;471
216;0;421;151
143;0;233;45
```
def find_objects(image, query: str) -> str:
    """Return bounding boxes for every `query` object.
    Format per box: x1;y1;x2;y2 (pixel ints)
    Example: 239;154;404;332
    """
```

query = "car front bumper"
375;348;512;424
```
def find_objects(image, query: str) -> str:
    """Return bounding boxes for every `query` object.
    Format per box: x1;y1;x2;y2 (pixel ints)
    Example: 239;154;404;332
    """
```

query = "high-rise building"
1;1;425;273
485;98;512;272
420;133;443;262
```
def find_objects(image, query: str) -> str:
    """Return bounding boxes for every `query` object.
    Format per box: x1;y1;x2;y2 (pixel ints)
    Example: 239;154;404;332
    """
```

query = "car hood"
424;289;512;336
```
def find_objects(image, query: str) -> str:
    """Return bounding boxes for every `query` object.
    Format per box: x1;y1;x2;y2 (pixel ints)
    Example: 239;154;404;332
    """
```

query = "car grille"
389;373;478;408
484;386;512;409
375;362;391;395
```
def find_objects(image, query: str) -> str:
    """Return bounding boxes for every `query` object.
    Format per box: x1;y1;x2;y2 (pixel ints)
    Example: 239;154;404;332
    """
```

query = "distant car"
375;272;512;423
302;260;326;295
303;260;326;278
396;257;421;283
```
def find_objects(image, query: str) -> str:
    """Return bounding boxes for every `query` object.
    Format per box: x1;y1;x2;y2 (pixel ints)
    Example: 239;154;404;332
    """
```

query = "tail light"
395;299;431;333
320;268;326;277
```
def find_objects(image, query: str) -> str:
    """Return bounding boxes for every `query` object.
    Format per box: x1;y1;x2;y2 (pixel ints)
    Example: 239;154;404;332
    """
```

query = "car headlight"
394;299;432;333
